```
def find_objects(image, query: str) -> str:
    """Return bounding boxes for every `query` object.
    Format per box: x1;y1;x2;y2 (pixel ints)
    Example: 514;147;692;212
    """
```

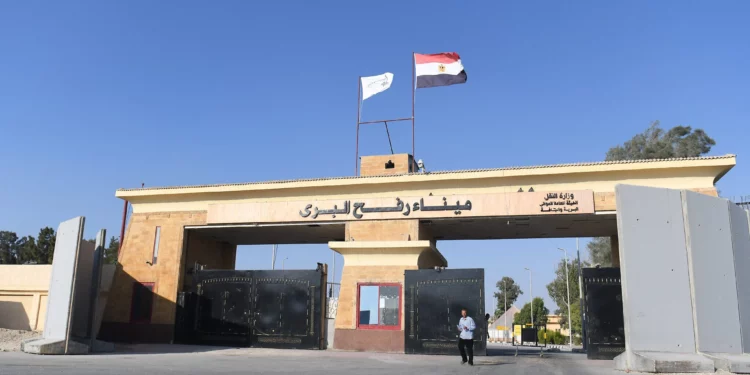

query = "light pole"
524;267;533;327
271;244;278;270
504;280;508;342
577;238;586;350
282;256;288;270
558;248;573;347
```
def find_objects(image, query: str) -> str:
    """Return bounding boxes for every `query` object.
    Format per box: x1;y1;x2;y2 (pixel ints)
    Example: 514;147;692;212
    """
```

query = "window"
357;283;401;330
152;227;161;265
130;282;154;323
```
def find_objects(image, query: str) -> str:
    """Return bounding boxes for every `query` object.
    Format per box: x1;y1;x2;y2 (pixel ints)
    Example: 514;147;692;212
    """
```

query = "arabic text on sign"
299;197;473;220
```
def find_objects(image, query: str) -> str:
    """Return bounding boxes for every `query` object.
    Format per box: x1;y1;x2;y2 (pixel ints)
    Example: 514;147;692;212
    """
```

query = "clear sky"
1;1;748;314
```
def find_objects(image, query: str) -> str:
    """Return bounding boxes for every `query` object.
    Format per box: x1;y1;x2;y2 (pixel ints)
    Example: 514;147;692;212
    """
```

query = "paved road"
0;344;622;375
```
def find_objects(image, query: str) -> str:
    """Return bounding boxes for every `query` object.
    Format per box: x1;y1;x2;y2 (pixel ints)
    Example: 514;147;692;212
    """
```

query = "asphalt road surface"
0;344;631;375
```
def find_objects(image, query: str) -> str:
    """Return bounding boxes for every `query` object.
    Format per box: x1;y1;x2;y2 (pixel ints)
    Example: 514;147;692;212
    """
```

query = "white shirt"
457;316;476;340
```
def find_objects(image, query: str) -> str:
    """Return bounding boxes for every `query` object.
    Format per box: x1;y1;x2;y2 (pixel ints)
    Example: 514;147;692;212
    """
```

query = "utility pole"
525;267;533;327
558;248;572;347
504;281;507;342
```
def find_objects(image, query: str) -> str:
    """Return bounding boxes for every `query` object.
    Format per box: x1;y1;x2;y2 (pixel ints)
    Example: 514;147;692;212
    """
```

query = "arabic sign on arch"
206;191;595;225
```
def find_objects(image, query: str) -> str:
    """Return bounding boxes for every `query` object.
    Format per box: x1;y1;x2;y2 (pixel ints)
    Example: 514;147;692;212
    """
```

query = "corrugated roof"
117;154;735;192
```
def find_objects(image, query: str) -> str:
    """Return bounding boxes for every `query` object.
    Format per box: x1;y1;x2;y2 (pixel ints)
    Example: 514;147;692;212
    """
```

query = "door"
194;270;253;346
404;268;486;355
251;270;324;349
179;268;326;349
583;267;625;359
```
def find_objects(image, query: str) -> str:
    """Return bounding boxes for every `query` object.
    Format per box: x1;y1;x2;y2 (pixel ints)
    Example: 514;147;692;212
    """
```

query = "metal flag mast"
412;51;416;162
353;55;417;176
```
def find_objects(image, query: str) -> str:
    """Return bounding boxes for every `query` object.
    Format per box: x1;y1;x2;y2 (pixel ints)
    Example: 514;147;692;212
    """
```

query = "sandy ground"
0;328;39;352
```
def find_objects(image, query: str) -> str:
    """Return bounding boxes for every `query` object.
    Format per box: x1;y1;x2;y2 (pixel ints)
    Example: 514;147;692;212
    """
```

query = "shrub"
538;330;569;345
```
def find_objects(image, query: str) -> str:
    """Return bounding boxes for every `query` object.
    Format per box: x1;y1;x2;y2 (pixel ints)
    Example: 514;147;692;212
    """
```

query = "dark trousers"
458;339;474;363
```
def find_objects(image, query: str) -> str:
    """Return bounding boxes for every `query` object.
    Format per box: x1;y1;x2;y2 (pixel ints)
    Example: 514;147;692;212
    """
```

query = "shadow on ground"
105;344;240;355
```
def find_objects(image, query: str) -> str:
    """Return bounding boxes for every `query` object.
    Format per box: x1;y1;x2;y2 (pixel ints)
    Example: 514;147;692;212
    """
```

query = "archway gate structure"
100;153;735;360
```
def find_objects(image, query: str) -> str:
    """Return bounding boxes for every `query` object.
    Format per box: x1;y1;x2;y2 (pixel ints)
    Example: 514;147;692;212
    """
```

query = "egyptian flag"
415;52;467;89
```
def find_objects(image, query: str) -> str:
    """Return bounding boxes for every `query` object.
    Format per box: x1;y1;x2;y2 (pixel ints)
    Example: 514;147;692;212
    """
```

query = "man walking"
457;308;476;366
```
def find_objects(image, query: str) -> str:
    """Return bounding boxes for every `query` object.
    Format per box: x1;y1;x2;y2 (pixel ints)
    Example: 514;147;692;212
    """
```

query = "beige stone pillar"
329;238;446;353
611;235;620;268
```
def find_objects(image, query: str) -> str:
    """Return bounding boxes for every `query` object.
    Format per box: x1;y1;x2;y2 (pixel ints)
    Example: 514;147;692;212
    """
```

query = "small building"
546;314;570;336
488;305;520;342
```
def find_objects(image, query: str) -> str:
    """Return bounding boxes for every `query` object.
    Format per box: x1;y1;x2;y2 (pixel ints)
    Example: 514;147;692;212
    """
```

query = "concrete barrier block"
681;191;742;354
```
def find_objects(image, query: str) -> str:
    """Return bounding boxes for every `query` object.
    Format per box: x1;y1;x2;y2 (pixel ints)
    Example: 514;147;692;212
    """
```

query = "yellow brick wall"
594;187;718;211
360;154;414;176
103;211;207;324
335;265;417;330
345;220;420;241
181;232;237;290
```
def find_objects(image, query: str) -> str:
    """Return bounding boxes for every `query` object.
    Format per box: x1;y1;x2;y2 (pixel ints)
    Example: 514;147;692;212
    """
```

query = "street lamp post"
282;257;289;270
577;238;586;350
271;244;278;270
504;281;507;342
524;267;533;327
558;248;573;347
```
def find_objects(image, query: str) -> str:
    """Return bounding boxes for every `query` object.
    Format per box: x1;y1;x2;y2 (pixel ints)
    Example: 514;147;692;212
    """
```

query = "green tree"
104;236;120;264
0;231;20;264
16;236;37;264
569;300;582;343
546;259;587;334
493;277;522;318
605;121;716;161
513;297;549;326
594;121;717;265
35;227;56;264
587;237;612;266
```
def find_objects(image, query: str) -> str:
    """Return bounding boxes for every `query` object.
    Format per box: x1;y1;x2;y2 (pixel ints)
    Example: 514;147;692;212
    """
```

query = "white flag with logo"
361;72;394;100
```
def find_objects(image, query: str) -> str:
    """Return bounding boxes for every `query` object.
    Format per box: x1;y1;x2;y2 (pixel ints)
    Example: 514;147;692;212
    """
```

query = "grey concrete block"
729;205;750;354
703;352;750;373
615;185;696;353
20;338;89;355
681;191;742;353
614;351;714;373
43;217;85;341
326;319;335;349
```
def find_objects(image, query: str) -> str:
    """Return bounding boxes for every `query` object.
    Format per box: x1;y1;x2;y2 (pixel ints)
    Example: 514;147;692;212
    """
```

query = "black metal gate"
176;267;325;349
582;267;625;359
404;268;486;355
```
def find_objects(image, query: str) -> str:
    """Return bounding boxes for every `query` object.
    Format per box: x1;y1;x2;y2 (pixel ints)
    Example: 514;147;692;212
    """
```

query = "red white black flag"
415;52;467;89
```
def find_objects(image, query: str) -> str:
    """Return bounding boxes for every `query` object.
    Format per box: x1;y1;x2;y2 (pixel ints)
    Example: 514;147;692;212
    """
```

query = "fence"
728;196;750;210
326;282;340;319
487;329;512;343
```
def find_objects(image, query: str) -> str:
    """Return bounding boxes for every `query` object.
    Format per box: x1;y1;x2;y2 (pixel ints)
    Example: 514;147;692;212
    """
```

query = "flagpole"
355;76;361;176
411;52;416;164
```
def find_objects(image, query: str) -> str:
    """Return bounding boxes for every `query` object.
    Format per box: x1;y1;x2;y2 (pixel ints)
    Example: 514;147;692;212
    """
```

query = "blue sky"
1;1;748;313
